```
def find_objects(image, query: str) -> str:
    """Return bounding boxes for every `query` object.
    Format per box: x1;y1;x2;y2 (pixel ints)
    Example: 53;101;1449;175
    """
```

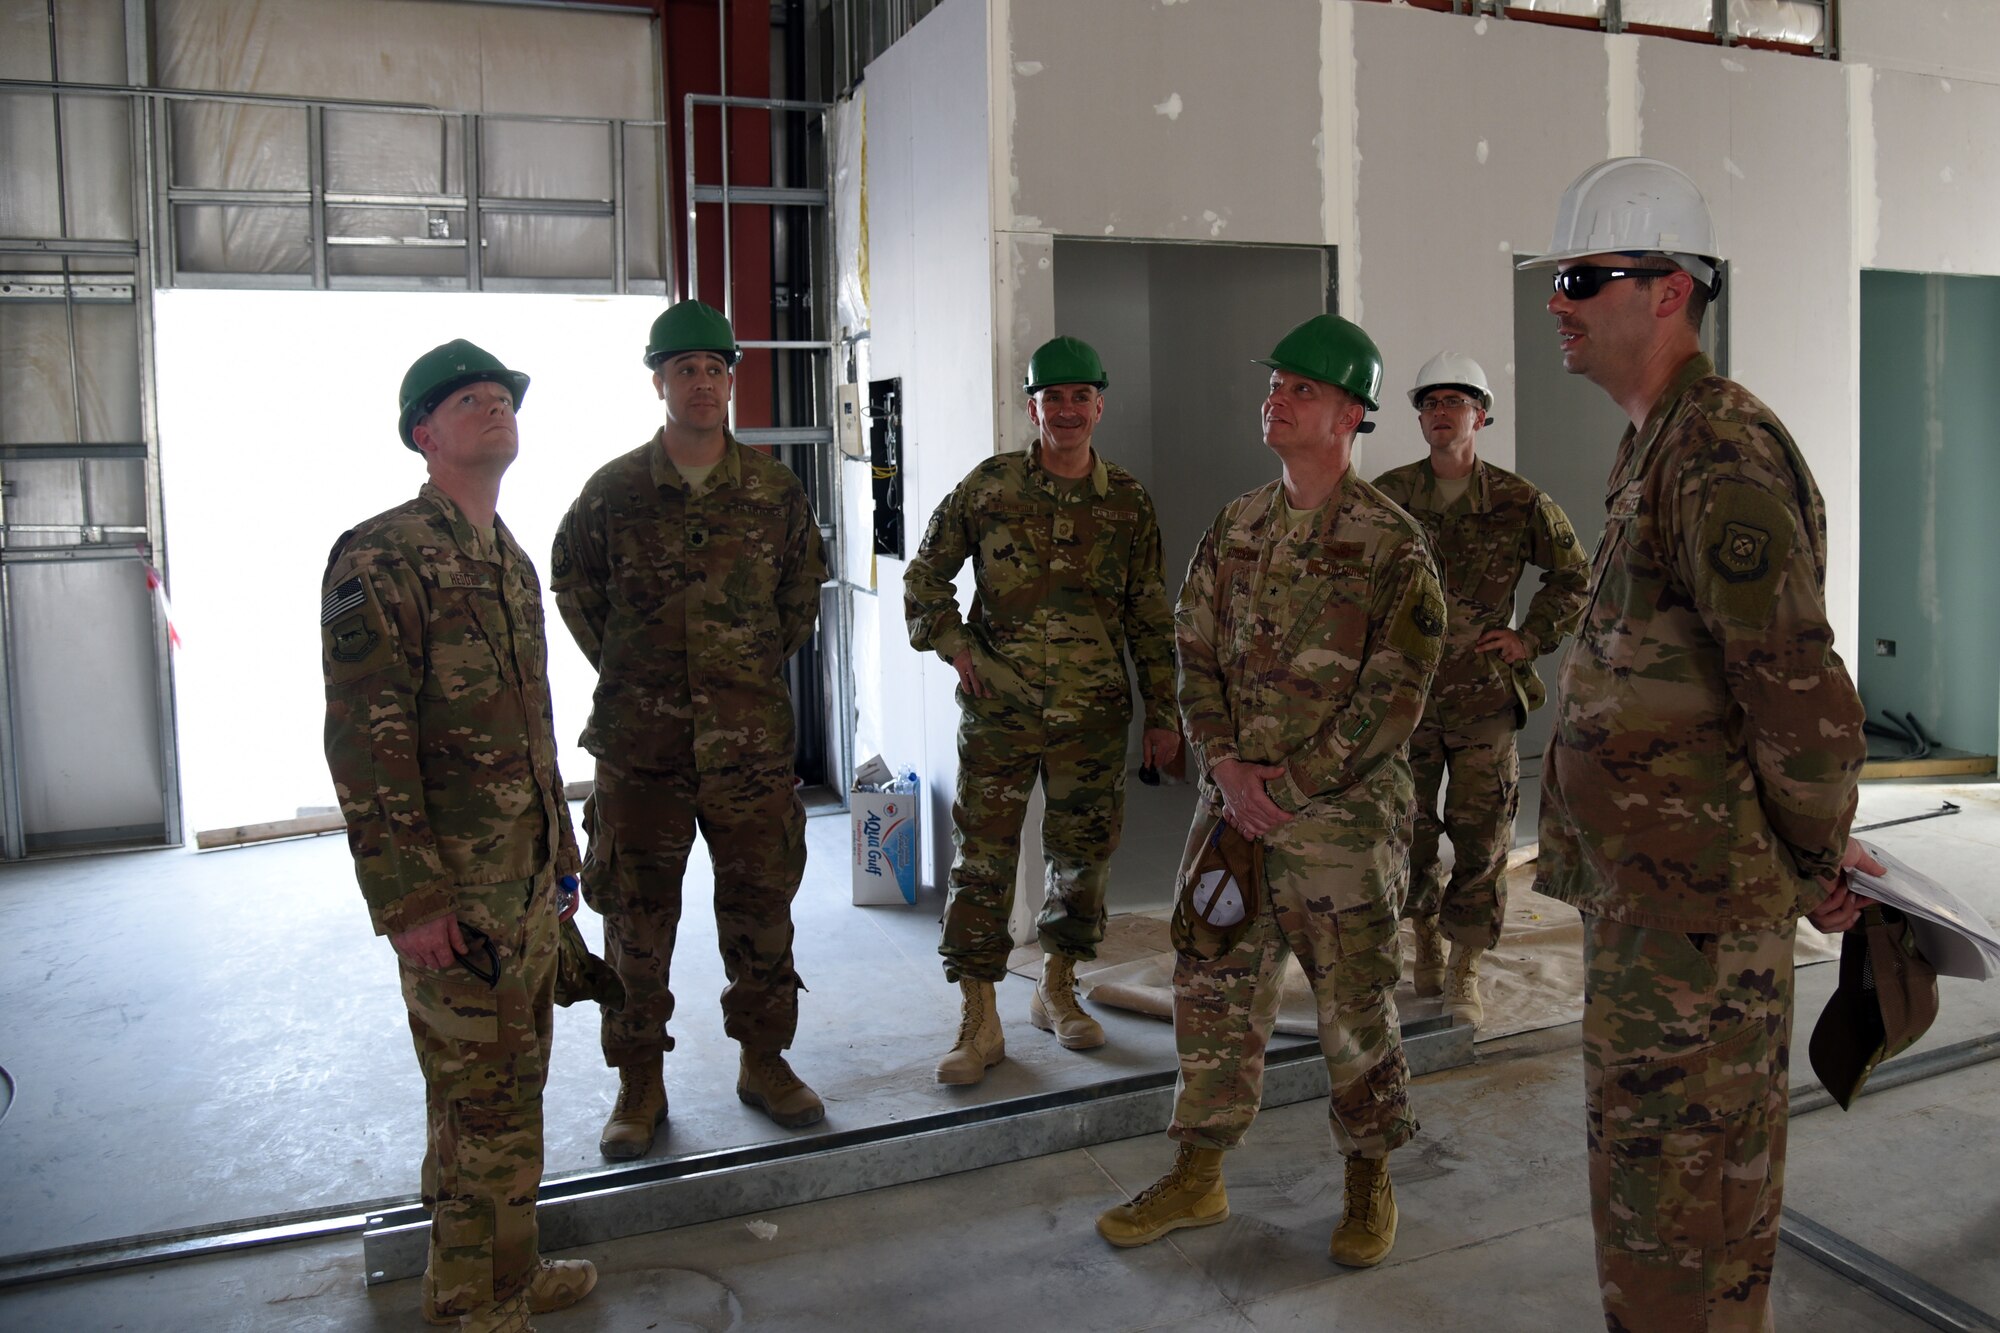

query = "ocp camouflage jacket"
905;445;1176;731
321;483;579;936
1372;457;1589;728
1176;469;1446;821
1535;355;1867;931
551;431;827;774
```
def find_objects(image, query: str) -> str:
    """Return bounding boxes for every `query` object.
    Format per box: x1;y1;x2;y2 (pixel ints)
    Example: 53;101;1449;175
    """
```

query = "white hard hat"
1517;156;1721;292
1409;351;1494;416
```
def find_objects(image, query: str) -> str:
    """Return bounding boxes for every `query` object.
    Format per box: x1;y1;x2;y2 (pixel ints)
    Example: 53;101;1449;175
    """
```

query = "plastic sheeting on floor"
1013;864;1843;1045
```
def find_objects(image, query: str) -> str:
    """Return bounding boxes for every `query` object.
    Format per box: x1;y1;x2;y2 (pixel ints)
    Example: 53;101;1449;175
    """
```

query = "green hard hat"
1254;314;1384;412
397;339;530;451
1024;335;1109;394
644;299;739;370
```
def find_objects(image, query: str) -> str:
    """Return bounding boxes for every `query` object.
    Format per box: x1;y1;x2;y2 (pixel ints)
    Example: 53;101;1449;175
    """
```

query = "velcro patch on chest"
1090;506;1136;523
1609;484;1644;520
443;570;497;590
1695;481;1797;626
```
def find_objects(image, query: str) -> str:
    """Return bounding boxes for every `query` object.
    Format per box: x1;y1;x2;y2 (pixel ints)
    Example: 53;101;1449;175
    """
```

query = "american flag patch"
321;576;366;625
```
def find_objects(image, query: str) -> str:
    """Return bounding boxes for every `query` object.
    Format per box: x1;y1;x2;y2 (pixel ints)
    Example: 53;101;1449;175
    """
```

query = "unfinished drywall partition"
1842;0;2000;81
1858;270;2000;758
1050;238;1331;912
1346;4;1616;481
860;0;994;887
1003;0;1325;245
1509;264;1631;771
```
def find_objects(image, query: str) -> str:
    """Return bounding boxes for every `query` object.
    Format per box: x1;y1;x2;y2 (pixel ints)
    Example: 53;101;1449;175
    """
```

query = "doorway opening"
1050;238;1334;912
1858;271;2000;768
153;289;836;837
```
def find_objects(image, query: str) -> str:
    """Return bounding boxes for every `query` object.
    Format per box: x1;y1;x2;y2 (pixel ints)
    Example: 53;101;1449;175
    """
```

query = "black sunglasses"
1550;265;1662;301
457;925;501;988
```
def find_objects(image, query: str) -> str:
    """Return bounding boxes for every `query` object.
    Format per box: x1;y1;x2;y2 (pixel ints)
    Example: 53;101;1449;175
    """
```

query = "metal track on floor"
359;1016;1474;1283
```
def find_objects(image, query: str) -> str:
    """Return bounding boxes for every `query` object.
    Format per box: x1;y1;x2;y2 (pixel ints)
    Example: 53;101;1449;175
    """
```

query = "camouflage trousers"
400;869;558;1318
1583;916;1795;1333
1171;806;1417;1159
940;697;1128;983
584;753;807;1066
1403;708;1519;951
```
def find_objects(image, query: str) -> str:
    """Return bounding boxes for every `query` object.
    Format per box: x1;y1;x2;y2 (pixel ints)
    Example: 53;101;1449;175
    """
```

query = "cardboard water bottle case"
851;754;921;905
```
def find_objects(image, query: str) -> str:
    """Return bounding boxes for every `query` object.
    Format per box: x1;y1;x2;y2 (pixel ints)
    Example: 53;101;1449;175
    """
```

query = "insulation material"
7;558;167;838
155;0;659;280
0;301;141;445
1;0;137;242
833;90;869;333
1509;0;1824;44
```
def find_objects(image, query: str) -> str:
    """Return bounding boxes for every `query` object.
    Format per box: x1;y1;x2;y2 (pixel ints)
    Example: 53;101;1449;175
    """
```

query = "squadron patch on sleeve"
1386;567;1448;669
321;571;395;679
551;530;575;581
1540;497;1578;551
328;614;380;663
1694;482;1796;625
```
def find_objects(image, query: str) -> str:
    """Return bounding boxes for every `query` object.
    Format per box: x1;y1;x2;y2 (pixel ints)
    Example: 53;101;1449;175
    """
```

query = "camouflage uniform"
321;482;578;1317
904;445;1176;982
552;431;826;1064
1171;472;1445;1156
1372;459;1588;949
1535;355;1866;1330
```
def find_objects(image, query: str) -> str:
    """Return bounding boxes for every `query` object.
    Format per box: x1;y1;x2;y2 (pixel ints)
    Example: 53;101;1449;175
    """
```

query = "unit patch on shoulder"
551;530;575;580
328;614;380;663
321;571;394;679
1694;481;1796;626
1386;568;1448;669
1708;520;1771;584
1541;498;1578;551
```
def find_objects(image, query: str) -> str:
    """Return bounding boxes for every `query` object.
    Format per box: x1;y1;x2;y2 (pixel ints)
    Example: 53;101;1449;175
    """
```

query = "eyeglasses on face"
1550;265;1664;301
1416;394;1479;413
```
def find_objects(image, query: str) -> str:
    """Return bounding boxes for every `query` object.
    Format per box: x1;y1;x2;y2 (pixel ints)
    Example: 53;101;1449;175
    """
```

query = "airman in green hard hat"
1254;312;1383;432
1097;310;1445;1269
396;337;530;452
643;298;739;370
324;334;599;1329
906;331;1179;1084
551;297;831;1153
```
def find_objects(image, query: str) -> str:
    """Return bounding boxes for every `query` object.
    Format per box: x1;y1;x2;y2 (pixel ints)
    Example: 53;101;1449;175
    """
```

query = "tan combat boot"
598;1060;666;1159
1096;1144;1230;1248
1446;941;1485;1028
1411;915;1447;997
1030;955;1106;1050
935;978;1005;1085
458;1290;534;1333
738;1049;827;1128
423;1260;598;1325
1328;1153;1398;1268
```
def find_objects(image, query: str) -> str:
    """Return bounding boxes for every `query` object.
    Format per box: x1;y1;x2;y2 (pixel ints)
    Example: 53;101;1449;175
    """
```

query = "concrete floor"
1;780;1996;1329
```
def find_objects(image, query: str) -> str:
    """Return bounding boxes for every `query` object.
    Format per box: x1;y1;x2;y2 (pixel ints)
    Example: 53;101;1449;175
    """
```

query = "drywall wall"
1631;32;1859;637
1857;271;2000;757
1842;0;2000;82
1002;0;1326;245
859;0;995;886
1347;4;1617;479
1866;69;2000;276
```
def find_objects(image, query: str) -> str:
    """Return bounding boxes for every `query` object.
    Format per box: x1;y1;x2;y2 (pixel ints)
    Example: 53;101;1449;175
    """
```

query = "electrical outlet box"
836;383;865;459
1875;639;1897;657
